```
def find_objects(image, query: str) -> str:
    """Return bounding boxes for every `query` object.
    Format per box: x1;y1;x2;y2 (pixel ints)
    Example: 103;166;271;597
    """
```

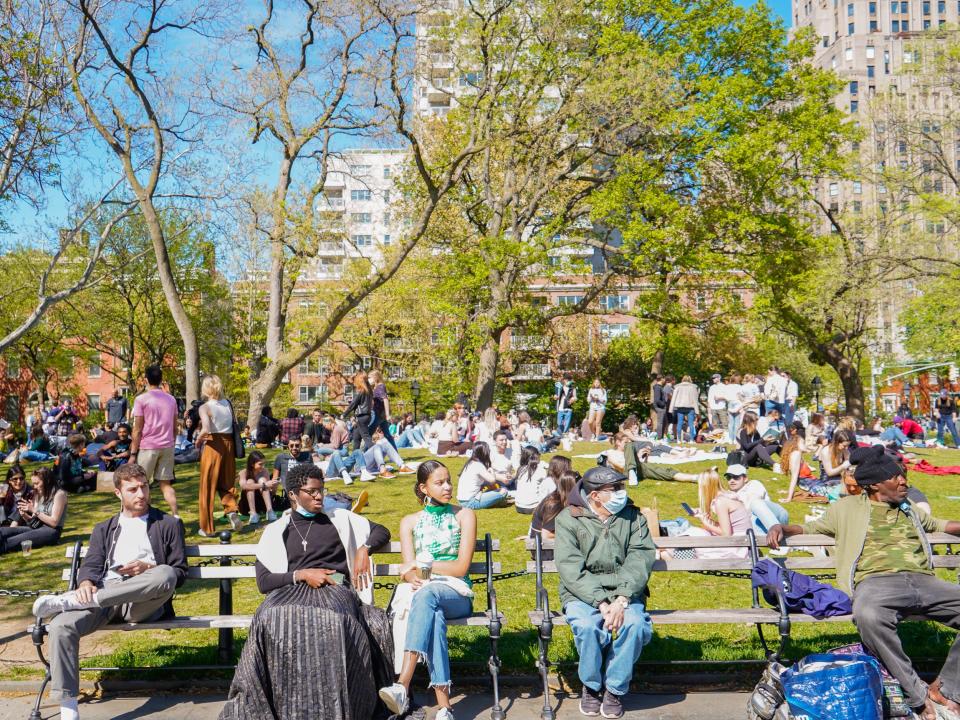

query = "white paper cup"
415;552;433;580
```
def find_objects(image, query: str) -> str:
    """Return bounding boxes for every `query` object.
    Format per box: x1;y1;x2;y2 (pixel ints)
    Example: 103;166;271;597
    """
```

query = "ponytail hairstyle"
515;445;541;484
415;460;447;504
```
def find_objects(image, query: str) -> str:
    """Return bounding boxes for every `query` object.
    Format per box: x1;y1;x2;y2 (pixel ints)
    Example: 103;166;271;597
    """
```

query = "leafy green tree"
901;273;960;360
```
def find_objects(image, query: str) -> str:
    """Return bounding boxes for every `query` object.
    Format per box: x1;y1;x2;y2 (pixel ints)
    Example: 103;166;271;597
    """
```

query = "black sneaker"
579;685;602;716
601;690;624;719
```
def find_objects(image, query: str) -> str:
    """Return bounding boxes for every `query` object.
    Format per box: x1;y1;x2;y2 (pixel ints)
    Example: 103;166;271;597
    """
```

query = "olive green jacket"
554;484;656;608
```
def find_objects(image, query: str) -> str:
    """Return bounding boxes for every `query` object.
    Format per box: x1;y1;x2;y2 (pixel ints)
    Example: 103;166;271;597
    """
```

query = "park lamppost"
411;380;420;421
811;376;822;411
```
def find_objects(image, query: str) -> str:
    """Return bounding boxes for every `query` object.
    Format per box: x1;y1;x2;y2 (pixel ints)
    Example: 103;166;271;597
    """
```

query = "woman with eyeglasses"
219;463;393;720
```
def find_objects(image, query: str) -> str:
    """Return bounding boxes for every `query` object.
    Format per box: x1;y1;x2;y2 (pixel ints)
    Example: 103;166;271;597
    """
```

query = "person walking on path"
934;389;960;448
129;365;179;519
195;375;242;537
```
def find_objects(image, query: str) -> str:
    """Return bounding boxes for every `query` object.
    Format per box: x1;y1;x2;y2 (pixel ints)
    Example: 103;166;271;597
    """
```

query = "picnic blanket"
906;459;960;476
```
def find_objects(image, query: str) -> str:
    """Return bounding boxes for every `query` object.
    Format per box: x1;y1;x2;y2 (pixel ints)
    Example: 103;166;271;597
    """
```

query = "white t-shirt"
588;388;607;408
725;383;744;413
457;460;495;502
203;399;234;434
733;479;770;508
707;383;728;411
491;448;518;474
525;426;544;446
764;375;788;404
106;514;156;583
514;462;554;510
427;420;445;439
785;380;799;404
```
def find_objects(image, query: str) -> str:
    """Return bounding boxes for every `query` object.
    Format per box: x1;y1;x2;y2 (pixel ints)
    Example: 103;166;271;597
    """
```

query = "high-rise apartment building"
793;0;960;358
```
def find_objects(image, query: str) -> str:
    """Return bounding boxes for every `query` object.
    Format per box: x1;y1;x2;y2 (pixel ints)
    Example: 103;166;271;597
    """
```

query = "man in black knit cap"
768;445;960;720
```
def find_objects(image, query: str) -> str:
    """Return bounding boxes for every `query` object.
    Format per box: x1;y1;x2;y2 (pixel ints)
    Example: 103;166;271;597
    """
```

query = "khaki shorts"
138;447;175;483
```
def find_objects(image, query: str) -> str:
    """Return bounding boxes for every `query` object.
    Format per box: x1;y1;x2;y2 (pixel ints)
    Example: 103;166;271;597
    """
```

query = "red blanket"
907;459;960;475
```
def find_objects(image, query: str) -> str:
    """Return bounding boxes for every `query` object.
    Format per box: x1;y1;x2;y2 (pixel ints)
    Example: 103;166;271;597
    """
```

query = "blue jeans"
462;490;508;509
674;408;695;441
19;450;52;462
313;447;336;457
363;440;404;472
328;449;365;475
564;599;653;695
783;403;795;426
396;427;425;448
879;427;908;446
404;583;473;688
728;413;741;444
747;499;789;535
938;416;960;447
556;408;573;434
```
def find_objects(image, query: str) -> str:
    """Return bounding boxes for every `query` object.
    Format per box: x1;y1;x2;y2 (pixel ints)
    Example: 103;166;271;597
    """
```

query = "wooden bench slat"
527;532;960;551
375;562;499;577
378;539;498;553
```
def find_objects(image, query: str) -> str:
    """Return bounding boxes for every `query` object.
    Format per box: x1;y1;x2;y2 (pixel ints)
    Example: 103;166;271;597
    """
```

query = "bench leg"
488;612;506;720
28;670;50;720
536;620;555;720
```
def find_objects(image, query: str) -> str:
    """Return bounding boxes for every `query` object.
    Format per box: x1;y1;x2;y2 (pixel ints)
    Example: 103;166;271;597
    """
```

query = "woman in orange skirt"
196;375;242;537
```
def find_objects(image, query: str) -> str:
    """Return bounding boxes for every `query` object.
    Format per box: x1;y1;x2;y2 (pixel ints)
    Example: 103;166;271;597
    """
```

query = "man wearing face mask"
554;466;656;719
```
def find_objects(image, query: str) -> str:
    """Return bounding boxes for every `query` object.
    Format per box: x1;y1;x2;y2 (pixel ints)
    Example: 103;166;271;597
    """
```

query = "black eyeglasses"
298;487;324;499
600;482;625;493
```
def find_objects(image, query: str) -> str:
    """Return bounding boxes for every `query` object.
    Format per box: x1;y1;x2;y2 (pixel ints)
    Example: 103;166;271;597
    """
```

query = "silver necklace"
290;515;313;552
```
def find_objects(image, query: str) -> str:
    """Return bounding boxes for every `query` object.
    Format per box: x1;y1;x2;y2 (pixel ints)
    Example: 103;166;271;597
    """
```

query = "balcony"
510;334;548;351
324;172;346;189
514;363;551;380
316;241;345;256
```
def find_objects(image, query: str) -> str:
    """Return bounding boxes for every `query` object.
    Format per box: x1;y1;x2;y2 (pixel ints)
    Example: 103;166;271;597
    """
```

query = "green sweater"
554;495;656;608
801;493;947;594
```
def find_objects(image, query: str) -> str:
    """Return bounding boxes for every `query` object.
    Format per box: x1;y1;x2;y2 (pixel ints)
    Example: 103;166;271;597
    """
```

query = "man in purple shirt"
129;365;180;519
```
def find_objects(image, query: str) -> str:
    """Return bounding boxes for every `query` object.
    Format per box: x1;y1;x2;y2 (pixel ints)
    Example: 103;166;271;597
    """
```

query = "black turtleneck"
254;512;390;594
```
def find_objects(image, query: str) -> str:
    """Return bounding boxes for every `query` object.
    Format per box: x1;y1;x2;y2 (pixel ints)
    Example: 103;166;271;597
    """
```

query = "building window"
351;234;373;247
853;200;863;212
87;394;101;411
600;294;630;311
350;189;371;201
350;212;371;223
867;64;875;77
850;100;859;113
556;295;584;306
829;182;839;196
848;22;855;33
924;18;931;26
847;2;854;13
4;358;19;379
870;19;878;29
88;353;102;378
822;35;830;47
845;47;854;61
599;323;630;339
383;167;391;179
853;181;862;194
902;19;909;29
869;0;877;10
350;164;371;176
892;19;900;31
938;0;945;10
866;46;875;59
343;383;355;403
383;190;390;202
383;234;391;245
850;81;858;94
298;386;319;403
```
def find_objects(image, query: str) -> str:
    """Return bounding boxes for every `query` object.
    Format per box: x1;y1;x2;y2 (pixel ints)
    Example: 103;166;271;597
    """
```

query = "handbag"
225;399;245;460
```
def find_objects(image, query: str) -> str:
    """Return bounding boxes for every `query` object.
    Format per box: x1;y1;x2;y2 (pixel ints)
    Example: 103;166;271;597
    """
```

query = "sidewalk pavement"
0;689;750;719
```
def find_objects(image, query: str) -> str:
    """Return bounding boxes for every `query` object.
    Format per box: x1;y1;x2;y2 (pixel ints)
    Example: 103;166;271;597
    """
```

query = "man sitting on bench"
31;463;187;720
768;446;960;720
555;466;656;719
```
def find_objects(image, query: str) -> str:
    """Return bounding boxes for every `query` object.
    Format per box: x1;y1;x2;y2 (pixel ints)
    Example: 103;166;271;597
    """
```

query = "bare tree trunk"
473;329;504;412
138;203;200;402
246;363;287;433
822;345;865;420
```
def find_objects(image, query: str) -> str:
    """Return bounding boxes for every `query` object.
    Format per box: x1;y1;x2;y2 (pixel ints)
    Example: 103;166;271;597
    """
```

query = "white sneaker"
266;510;278;522
228;512;243;531
248;512;261;525
341;469;354;485
360;468;376;482
32;591;97;618
198;528;210;537
378;683;408;715
436;708;455;720
771;463;782;474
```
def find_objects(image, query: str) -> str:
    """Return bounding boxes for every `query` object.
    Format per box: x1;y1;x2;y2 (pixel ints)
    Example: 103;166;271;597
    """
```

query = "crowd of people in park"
9;364;960;720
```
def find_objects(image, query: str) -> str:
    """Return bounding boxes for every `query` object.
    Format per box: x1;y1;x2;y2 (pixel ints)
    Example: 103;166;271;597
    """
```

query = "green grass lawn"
3;442;960;681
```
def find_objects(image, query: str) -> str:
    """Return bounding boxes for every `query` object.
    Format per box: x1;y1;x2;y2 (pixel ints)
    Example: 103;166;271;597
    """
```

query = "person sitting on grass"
361;425;415;479
18;425;54;463
271;436;312;489
0;467;67;554
237;450;279;525
57;434;96;493
555;465;655;719
378;460;477;720
613;435;700;486
455;441;510;510
737;412;780;469
98;423;132;471
31;463;187;720
0;465;30;525
781;426;818;502
768;446;960;720
513;445;553;515
220;463;393;720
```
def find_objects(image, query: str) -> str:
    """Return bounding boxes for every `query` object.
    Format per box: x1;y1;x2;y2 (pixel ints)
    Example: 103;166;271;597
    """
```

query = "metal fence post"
218;530;233;664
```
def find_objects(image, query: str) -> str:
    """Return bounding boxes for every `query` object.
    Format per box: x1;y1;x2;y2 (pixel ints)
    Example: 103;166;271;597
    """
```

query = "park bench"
27;531;506;720
525;530;960;720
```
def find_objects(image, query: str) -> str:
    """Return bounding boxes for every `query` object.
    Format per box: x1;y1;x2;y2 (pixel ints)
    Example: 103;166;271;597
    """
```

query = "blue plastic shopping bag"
781;653;884;720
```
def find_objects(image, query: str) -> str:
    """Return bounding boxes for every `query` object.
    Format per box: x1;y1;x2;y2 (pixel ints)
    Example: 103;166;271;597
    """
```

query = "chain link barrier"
0;587;55;599
691;569;837;582
372;568;530;592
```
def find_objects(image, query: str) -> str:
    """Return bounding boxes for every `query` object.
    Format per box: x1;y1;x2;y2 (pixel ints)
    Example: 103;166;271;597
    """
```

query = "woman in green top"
378;460;477;720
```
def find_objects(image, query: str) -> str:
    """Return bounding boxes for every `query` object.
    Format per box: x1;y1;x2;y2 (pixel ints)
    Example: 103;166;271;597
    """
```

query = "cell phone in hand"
680;502;695;517
109;563;125;573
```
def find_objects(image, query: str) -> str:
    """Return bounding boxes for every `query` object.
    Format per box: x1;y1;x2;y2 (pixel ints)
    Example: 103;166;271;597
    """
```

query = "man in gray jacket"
555;466;656;718
32;463;187;720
